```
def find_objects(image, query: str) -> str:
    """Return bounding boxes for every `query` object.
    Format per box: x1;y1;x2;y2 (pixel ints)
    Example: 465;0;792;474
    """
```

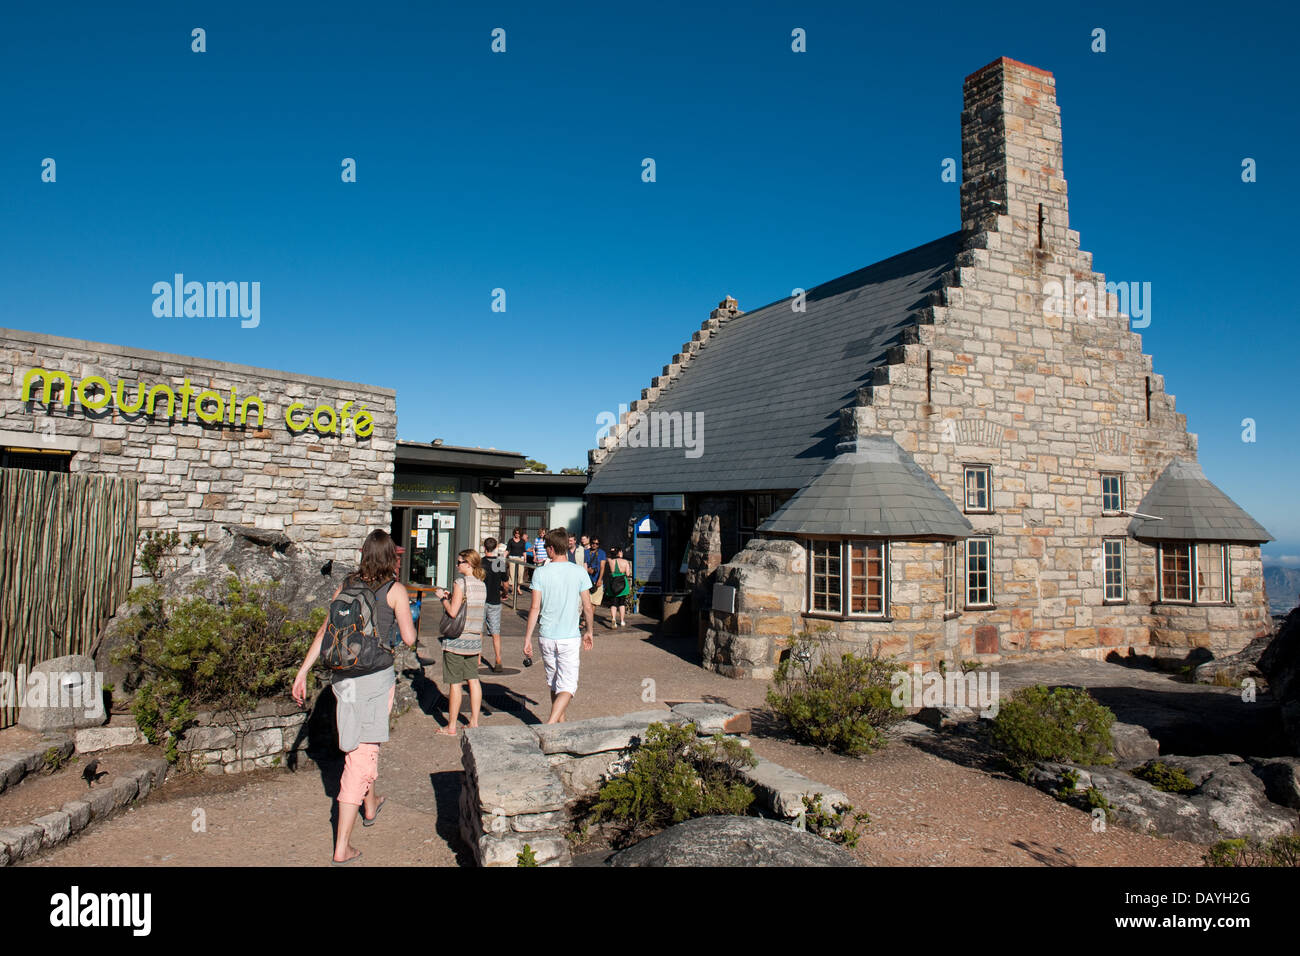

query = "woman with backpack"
601;546;633;628
292;529;417;866
432;548;487;736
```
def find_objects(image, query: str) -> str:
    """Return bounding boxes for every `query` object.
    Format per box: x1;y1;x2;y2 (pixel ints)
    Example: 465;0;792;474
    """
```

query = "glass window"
809;540;842;614
1159;543;1193;602
964;465;991;512
966;536;993;607
944;541;958;615
1196;543;1226;603
1101;473;1124;514
1103;538;1125;602
739;491;793;551
848;541;886;616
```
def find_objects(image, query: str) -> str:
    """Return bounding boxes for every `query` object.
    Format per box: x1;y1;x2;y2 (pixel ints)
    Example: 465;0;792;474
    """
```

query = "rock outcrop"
607;815;860;867
93;525;355;699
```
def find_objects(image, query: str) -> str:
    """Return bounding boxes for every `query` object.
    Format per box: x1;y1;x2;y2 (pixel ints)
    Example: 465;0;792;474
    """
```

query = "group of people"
503;527;634;629
291;525;633;865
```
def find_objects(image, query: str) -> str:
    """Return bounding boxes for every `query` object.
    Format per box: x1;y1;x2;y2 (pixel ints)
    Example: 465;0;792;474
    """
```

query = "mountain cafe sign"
18;367;375;438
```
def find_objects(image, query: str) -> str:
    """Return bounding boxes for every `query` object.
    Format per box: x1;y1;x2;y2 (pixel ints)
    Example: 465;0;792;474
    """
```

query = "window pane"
847;542;884;615
967;538;992;605
1160;544;1191;601
1102;474;1123;513
965;467;989;511
1197;544;1225;603
944;542;957;614
810;541;841;613
1104;539;1124;601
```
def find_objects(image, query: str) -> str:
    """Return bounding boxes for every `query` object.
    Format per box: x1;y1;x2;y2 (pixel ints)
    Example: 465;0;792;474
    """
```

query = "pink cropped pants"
337;686;395;806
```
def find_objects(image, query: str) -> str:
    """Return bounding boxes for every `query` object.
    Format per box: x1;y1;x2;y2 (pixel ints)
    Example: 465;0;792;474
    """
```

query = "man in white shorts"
523;528;594;723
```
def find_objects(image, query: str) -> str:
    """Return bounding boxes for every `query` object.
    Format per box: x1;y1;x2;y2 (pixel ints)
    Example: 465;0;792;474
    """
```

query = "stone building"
584;57;1273;677
1;327;396;575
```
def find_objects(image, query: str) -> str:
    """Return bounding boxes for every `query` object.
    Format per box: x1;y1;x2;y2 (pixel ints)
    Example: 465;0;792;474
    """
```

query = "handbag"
438;579;467;639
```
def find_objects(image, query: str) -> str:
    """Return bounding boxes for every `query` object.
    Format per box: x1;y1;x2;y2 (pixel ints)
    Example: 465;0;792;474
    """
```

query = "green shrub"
1084;787;1115;822
988;684;1115;775
1205;835;1300;867
114;576;325;762
798;793;870;849
587;722;757;845
1055;767;1081;800
766;632;906;756
516;844;539;867
1132;761;1197;794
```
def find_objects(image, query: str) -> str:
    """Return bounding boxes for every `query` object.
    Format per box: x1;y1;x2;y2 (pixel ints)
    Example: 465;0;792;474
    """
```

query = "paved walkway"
26;609;1206;867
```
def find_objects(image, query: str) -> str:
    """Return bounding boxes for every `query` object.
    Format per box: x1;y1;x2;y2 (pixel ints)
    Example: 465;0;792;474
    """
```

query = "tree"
522;459;549;473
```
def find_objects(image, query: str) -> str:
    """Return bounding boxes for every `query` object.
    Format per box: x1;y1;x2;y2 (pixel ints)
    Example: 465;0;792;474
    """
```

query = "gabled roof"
584;233;960;496
759;436;973;538
1128;458;1273;543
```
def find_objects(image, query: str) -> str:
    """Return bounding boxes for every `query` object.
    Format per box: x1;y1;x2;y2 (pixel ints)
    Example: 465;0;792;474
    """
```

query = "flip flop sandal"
331;851;362;866
362;797;386;827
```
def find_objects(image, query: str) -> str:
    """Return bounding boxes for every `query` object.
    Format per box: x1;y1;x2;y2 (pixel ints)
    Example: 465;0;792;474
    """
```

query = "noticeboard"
633;514;662;593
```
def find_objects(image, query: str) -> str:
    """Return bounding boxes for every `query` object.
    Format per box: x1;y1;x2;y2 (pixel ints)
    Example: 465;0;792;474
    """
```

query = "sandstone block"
33;810;72;848
62;800;92;833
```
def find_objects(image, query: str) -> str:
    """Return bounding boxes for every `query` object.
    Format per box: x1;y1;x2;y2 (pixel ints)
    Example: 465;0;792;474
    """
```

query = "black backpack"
321;580;396;677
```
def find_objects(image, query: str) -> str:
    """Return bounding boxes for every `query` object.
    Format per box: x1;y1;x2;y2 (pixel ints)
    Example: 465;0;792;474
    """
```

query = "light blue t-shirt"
531;560;593;640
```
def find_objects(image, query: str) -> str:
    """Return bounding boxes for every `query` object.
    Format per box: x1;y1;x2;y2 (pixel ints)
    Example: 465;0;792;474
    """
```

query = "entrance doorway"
391;505;458;588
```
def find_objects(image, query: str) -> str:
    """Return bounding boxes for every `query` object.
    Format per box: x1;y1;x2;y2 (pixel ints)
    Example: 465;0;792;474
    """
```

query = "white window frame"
806;538;890;620
965;536;994;608
1101;472;1124;515
1103;538;1126;603
944;541;958;616
1157;541;1230;605
964;464;992;514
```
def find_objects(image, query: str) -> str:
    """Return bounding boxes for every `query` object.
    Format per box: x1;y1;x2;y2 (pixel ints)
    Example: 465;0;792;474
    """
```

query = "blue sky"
2;1;1296;558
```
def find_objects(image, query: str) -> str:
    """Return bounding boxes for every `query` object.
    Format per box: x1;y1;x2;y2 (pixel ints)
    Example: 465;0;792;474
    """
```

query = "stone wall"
175;699;309;774
0;328;396;572
458;703;857;866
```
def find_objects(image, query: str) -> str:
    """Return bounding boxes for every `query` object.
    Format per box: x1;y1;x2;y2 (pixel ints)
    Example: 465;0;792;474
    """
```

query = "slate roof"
1127;459;1273;543
585;233;961;496
758;436;974;538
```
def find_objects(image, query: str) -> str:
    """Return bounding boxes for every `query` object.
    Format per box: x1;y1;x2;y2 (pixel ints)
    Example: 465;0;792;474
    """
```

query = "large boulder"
1195;635;1271;688
17;654;106;732
1259;608;1300;755
607;815;860;867
1029;755;1298;843
93;526;354;700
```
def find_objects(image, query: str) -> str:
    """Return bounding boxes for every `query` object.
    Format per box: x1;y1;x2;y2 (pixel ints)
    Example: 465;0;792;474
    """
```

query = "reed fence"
0;468;137;728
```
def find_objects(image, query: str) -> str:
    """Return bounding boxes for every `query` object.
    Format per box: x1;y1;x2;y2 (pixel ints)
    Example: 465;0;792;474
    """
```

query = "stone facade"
0;328;396;572
599;58;1273;675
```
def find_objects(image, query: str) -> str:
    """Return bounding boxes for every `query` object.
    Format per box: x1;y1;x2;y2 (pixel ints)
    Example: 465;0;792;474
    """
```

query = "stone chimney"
960;57;1069;249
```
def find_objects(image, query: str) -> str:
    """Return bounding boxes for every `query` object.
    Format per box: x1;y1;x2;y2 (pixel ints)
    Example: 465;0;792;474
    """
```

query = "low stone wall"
458;702;848;867
176;698;308;773
0;734;168;866
0;734;75;796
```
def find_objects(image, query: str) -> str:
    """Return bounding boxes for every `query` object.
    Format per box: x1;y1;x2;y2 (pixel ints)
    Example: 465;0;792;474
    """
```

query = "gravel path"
23;609;1208;867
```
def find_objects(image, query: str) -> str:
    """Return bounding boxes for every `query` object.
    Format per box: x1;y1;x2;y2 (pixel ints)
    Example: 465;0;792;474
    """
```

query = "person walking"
292;529;417;866
434;549;487;736
532;528;548;566
480;537;507;672
522;528;594;724
505;528;528;596
602;546;634;628
584;536;606;612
